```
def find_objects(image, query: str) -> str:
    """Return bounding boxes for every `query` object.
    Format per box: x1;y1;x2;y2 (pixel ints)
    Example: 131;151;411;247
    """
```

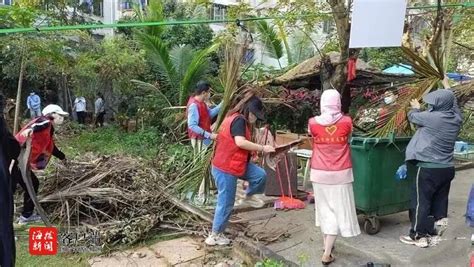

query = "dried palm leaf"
366;47;443;137
171;39;251;197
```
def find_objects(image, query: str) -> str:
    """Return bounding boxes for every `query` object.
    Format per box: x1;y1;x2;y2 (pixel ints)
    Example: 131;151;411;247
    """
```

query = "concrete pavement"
240;168;474;267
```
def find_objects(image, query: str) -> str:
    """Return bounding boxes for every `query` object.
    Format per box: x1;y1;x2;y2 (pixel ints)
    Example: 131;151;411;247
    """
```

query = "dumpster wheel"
364;217;381;235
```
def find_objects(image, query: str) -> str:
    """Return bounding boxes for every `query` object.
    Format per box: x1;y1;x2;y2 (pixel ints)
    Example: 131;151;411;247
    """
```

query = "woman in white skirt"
308;89;360;265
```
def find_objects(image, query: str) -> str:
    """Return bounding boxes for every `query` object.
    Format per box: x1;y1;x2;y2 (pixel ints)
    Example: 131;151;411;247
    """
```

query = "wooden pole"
13;52;26;134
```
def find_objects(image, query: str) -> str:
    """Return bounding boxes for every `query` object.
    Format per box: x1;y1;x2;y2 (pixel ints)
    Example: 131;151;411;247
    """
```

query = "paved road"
241;168;473;267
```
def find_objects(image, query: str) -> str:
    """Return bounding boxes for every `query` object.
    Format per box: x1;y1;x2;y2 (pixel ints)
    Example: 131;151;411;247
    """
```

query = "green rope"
0;16;288;34
0;2;471;34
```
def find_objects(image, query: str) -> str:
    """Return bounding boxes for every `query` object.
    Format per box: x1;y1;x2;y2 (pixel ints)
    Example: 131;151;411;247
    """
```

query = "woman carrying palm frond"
205;95;275;246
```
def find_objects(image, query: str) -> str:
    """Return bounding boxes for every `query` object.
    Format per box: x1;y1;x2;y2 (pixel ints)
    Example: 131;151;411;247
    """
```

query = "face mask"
52;113;64;125
384;96;395;105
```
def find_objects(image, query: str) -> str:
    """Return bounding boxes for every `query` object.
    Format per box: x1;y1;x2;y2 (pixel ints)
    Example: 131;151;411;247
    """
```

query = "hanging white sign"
349;0;408;48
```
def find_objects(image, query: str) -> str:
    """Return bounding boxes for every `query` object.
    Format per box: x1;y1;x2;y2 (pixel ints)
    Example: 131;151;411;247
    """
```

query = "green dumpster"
350;135;415;235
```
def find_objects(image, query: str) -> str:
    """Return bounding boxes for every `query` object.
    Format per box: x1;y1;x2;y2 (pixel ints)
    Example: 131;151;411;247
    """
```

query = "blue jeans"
211;163;266;233
30;108;41;118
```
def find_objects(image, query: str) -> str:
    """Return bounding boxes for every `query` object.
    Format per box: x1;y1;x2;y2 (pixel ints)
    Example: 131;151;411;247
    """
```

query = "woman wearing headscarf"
0;94;20;267
308;89;360;265
400;77;462;248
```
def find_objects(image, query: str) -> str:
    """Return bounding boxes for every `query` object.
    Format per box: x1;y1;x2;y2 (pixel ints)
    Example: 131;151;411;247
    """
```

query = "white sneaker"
236;195;265;208
399;235;429;248
435;218;448;236
205;233;230;246
18;214;42;225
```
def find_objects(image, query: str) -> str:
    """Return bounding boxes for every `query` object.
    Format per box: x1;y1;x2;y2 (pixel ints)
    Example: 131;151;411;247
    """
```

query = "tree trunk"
322;0;351;91
13;55;26;134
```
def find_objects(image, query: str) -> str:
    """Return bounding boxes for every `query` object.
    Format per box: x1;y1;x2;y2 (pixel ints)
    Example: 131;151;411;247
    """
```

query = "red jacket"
308;116;352;171
16;117;55;170
212;113;251;177
186;97;211;140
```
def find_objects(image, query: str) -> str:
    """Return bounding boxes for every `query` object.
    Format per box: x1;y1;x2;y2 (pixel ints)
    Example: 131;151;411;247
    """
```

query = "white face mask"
52;113;64;125
384;96;395;105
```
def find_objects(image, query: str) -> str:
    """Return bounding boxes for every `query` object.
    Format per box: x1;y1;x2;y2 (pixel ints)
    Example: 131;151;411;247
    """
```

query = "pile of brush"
36;155;206;247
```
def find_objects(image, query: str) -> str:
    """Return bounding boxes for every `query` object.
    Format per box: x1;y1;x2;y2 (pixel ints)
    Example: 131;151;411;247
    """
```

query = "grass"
57;124;166;160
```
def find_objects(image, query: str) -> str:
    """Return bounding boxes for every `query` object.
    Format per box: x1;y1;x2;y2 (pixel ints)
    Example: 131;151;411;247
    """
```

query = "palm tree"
134;0;218;106
255;20;285;69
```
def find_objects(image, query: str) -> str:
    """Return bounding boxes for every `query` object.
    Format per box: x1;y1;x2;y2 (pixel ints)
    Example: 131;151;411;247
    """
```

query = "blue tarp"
382;64;415;75
447;72;472;82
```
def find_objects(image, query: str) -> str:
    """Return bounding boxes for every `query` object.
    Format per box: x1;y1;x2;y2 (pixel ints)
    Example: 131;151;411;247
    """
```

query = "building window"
323;20;333;34
212;4;226;21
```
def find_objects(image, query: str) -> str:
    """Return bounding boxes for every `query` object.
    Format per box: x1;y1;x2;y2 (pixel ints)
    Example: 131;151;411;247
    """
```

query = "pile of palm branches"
37;155;206;247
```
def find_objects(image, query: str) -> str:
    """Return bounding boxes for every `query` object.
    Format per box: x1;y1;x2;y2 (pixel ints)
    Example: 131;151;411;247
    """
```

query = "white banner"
349;0;408;48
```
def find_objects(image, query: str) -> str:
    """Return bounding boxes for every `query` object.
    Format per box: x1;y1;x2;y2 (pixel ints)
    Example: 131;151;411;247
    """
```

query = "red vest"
308;116;352;171
186;97;211;139
212;113;251;177
15;117;54;170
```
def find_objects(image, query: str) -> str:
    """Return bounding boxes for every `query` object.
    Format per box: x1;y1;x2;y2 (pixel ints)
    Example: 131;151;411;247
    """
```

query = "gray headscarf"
423;89;455;112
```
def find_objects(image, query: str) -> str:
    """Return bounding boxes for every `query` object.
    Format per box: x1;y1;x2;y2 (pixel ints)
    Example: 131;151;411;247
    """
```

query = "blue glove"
396;164;407;180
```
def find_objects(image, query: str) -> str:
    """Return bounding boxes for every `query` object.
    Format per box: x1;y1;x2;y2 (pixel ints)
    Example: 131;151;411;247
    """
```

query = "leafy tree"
362;48;405;70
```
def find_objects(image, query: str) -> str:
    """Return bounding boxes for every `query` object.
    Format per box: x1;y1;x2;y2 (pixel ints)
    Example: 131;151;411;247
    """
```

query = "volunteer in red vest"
12;104;68;224
186;80;221;152
205;95;275;246
308;89;360;265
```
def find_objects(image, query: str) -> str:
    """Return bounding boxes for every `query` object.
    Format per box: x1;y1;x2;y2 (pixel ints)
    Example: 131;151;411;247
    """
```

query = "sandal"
322;254;335;265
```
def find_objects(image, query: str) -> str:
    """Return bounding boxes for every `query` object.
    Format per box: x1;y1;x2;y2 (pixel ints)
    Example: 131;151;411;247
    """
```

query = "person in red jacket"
12;104;68;224
205;95;275;246
308;89;360;265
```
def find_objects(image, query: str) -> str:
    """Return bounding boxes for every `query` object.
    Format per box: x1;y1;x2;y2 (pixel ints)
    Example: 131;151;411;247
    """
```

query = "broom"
273;153;305;210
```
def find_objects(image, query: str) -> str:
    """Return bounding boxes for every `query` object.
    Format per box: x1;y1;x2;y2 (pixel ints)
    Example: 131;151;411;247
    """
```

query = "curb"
233;237;299;267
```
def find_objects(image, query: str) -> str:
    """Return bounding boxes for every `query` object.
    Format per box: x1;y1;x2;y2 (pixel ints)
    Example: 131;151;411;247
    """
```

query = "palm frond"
179;43;220;105
137;33;179;94
256;21;284;65
276;21;293;65
142;0;165;37
170;45;196;83
172;40;247;197
131;79;173;107
366;47;443;137
368;78;439;137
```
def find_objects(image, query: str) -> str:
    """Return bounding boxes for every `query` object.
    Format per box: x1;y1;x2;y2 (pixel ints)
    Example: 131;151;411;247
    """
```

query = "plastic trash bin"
350;134;415;235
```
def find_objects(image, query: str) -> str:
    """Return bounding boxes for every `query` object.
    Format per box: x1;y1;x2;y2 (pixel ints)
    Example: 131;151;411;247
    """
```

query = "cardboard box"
298;134;313;150
275;131;299;145
275;131;312;150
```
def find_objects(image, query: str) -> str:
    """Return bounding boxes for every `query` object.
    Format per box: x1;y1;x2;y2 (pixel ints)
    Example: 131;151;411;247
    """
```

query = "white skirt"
312;182;361;237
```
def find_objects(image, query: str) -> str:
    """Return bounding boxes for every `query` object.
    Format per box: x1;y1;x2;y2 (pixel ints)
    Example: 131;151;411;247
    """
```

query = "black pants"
11;165;39;218
0;166;15;267
76;111;86;124
409;166;454;239
95;112;105;127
